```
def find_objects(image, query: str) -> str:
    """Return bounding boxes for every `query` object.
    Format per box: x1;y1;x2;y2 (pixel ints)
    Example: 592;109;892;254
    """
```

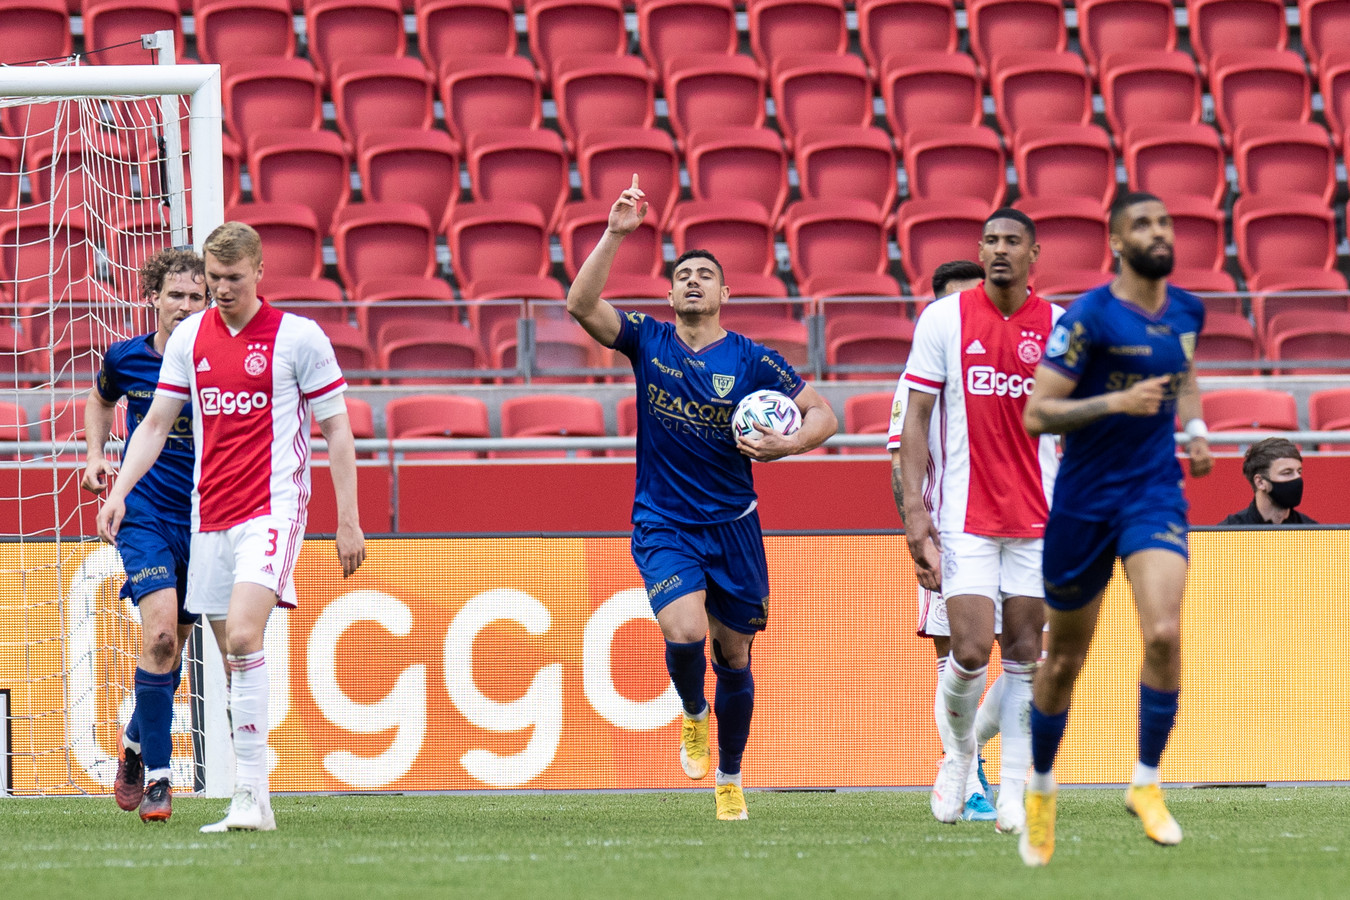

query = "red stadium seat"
746;0;848;73
263;275;350;326
1233;193;1338;282
1201;388;1299;432
415;0;516;78
1075;0;1176;77
526;0;627;86
494;393;607;458
684;126;789;223
808;273;906;321
769;52;874;151
1195;311;1262;376
247;128;351;236
1015;196;1113;274
662;54;767;148
1308;387;1350;432
317;322;377;383
0;400;31;447
732;316;811;369
843;390;896;442
333;202;438;291
668;200;778;278
221;58;323;144
856;0;958;75
966;0;1068;73
226;201;325;280
989;50;1093;136
902;124;1007;206
386;393;491;459
1248;268;1350;339
1033;268;1111;299
0;0;71;65
723;273;790;299
599;273;675;300
194;0;295;66
358;128;461;233
331;57;436;148
782;199;889;287
1166;195;1228;274
305;0;407;87
1209;50;1312;139
1171;267;1240;302
0;142;19;212
793;127;898;220
1300;0;1350;77
1265;310;1350;375
353;275;459;341
493;317;603;383
1319;49;1350;140
1099;50;1203;138
465;127;569;231
82;0;183;66
1121;122;1226;207
576;127;681;229
559;200;664;279
1186;0;1287;77
444;201;551;285
460;274;561;350
438;55;543;150
637;0;738;77
826;315;915;381
894;197;990;293
0;212;93;304
879;52;983;139
1232;122;1336;205
378;319;486;384
552;54;657;148
1012;123;1116;210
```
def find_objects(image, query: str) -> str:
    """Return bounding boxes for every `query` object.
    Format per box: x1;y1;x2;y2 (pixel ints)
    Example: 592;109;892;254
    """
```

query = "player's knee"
1141;622;1180;661
949;636;992;672
711;637;750;670
1040;649;1086;687
144;630;177;668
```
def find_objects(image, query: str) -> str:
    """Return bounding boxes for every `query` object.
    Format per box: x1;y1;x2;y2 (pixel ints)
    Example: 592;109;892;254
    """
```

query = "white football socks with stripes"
227;651;270;797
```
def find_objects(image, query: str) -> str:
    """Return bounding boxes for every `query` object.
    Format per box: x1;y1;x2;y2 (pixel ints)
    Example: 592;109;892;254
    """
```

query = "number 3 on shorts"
266;528;278;556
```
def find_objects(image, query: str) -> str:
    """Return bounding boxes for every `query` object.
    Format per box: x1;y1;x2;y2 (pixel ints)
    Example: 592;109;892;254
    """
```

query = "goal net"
0;52;224;796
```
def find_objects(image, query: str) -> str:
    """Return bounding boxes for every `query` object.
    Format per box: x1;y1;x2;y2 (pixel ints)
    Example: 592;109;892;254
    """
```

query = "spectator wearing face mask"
1220;437;1316;525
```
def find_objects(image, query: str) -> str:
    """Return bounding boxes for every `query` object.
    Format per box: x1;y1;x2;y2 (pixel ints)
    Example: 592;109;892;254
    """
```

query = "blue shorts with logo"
631;510;771;634
1042;494;1189;611
116;511;197;624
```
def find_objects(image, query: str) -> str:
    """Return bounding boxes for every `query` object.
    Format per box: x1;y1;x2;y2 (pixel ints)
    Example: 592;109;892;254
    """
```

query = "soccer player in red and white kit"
899;209;1061;834
97;222;366;832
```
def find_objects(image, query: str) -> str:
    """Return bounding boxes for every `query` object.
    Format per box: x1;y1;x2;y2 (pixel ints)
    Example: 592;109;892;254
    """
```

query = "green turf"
1;788;1345;899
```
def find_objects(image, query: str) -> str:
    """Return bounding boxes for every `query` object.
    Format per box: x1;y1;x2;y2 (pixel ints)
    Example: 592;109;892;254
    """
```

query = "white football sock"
933;655;953;754
975;672;1006;746
941;658;988;754
999;661;1036;793
227;651;270;794
1132;761;1160;786
715;769;742;788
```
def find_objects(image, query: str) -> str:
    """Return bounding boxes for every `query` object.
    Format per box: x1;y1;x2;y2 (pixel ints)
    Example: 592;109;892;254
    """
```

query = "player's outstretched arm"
317;411;367;578
80;387;120;495
96;393;184;543
736;384;837;461
566;174;647;348
899;389;942;590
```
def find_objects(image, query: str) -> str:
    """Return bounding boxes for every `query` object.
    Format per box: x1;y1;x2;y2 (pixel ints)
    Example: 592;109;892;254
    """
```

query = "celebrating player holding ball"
567;176;836;820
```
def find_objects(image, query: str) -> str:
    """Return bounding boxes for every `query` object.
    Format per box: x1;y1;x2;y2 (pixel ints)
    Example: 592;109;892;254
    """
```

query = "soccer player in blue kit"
82;247;208;822
568;176;837;820
1017;193;1214;866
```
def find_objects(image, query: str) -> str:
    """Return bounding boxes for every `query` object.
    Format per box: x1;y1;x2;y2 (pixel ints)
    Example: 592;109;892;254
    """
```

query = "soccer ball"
732;390;802;441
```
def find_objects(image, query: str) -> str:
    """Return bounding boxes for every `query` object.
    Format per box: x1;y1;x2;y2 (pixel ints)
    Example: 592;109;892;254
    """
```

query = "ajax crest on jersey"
731;390;802;441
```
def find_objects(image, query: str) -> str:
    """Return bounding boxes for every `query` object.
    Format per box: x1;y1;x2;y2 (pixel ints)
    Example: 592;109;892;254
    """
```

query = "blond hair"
202;221;262;266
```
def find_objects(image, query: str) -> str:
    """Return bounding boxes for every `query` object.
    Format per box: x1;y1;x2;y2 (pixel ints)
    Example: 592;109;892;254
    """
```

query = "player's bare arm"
889;449;905;520
96;393;186;542
317;412;367;577
80;387;120;495
1173;362;1213;478
899;388;942;590
1024;367;1170;436
736;383;837;461
566;174;646;347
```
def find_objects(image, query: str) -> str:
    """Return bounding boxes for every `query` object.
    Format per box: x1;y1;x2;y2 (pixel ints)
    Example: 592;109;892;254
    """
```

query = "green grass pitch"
1;788;1345;899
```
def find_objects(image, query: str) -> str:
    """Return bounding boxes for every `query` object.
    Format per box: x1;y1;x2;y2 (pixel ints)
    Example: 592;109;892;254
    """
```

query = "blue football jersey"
1041;283;1205;518
612;310;804;525
97;334;196;520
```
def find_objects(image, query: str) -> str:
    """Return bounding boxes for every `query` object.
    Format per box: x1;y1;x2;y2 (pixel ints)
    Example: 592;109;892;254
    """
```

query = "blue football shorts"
1041;495;1189;611
116;511;197;623
630;511;771;634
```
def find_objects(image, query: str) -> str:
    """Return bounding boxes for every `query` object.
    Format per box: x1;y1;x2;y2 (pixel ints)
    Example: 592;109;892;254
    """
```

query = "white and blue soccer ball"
732;389;802;441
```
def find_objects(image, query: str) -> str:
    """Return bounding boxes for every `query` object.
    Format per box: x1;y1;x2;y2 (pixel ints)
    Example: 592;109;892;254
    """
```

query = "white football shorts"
917;585;1003;637
938;531;1044;605
186;515;304;617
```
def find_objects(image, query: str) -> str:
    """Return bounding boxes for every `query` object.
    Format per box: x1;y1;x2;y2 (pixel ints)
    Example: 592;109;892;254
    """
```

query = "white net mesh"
0;59;207;795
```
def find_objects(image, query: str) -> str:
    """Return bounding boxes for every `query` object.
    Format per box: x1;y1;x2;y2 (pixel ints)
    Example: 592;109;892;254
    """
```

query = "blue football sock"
1030;701;1069;776
124;706;140;746
1138;683;1179;768
172;661;182;696
664;638;708;716
135;667;177;771
712;660;754;776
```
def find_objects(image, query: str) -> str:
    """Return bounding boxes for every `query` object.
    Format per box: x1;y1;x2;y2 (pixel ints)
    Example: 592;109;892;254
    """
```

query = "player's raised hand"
1186;435;1214;477
1117;374;1170;416
607;174;648;237
81;458;117;495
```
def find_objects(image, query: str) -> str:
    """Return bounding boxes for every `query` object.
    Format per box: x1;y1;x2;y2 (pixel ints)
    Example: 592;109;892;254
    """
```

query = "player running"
84;248;207;822
888;260;1002;822
1019;192;1213;866
567;176;836;820
97;222;366;833
899;210;1061;834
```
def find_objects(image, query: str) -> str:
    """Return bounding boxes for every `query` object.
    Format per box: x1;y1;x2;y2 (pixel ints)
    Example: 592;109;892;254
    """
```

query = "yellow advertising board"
0;532;1345;795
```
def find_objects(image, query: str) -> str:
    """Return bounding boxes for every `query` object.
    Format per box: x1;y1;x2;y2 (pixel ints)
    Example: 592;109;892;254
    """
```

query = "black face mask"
1267;477;1304;510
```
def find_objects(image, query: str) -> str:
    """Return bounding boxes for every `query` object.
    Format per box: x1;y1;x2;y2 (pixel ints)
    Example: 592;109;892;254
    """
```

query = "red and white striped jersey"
900;285;1061;539
157;300;346;532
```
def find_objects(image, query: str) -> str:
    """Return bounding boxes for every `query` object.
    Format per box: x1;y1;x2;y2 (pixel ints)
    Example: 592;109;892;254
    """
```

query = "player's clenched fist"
1116;374;1170;417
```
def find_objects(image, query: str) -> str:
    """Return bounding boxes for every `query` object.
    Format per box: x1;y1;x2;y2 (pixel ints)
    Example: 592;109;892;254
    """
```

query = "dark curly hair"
138;247;204;301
